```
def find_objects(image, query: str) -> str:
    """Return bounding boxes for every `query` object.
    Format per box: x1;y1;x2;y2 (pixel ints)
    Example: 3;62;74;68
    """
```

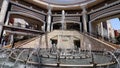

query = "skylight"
33;0;96;8
42;0;93;5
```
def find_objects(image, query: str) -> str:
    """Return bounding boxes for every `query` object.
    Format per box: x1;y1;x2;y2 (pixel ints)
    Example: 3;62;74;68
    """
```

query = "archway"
89;11;120;43
5;12;45;31
89;10;120;34
51;20;82;31
2;12;46;47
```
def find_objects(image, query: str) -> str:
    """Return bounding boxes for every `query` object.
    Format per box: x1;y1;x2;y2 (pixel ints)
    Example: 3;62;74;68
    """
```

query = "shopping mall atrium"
0;0;120;68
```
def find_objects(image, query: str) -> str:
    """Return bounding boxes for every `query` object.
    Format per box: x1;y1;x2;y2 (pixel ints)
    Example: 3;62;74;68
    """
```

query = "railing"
52;29;80;32
3;25;45;36
84;32;120;49
11;5;46;21
3;38;31;48
89;0;120;20
52;16;81;22
52;13;82;16
85;32;115;43
15;36;40;48
10;22;41;31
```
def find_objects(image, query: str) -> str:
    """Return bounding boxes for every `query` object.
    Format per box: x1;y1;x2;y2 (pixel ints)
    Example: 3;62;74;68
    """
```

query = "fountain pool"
0;48;119;68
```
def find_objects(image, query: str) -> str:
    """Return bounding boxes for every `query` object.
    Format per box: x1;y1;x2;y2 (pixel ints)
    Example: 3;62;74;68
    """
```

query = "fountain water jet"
1;49;17;68
13;49;28;67
0;9;119;68
88;44;92;56
106;51;120;68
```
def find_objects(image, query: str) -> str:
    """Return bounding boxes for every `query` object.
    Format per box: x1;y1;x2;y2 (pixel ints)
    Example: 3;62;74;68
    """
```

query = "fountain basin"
3;48;116;68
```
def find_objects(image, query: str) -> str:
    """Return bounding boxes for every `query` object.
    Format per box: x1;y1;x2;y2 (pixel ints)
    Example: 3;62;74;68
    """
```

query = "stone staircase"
4;36;40;48
83;33;120;51
40;30;83;49
84;34;115;51
17;36;40;48
4;30;120;51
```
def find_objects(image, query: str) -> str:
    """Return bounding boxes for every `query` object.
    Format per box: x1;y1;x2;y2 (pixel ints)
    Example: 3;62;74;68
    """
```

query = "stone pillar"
106;20;112;41
47;6;52;32
10;34;13;45
12;35;15;48
0;0;9;36
81;5;87;33
100;22;104;39
10;34;14;48
80;23;82;32
89;22;92;34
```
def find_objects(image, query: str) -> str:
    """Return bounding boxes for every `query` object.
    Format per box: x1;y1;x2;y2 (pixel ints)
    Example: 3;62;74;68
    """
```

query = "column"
100;22;104;39
10;34;14;48
10;34;13;45
50;23;53;31
47;5;52;32
81;5;87;33
106;20;110;41
80;23;82;32
0;0;9;36
89;22;92;34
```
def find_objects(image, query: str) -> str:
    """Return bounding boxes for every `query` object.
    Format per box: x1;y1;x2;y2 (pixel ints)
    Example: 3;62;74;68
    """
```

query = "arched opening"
90;13;120;44
66;22;80;31
2;13;45;47
53;23;62;30
52;21;81;31
74;40;80;49
8;14;44;31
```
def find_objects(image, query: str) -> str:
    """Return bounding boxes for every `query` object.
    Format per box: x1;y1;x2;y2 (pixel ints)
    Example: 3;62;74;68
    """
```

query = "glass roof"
33;0;96;8
41;0;95;5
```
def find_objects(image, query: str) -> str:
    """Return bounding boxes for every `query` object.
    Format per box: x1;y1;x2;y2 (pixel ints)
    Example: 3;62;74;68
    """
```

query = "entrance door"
51;39;57;45
74;40;80;49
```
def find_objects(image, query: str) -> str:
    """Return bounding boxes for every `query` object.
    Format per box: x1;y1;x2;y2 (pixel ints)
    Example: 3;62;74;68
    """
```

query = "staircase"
15;36;40;48
4;30;120;51
84;34;115;51
83;33;120;51
4;36;40;48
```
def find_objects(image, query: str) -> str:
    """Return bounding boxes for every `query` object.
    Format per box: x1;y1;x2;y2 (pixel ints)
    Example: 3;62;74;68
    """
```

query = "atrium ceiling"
24;0;106;10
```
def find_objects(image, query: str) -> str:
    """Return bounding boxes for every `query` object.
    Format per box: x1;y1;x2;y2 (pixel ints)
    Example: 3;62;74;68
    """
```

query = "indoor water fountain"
0;45;120;68
0;10;120;68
